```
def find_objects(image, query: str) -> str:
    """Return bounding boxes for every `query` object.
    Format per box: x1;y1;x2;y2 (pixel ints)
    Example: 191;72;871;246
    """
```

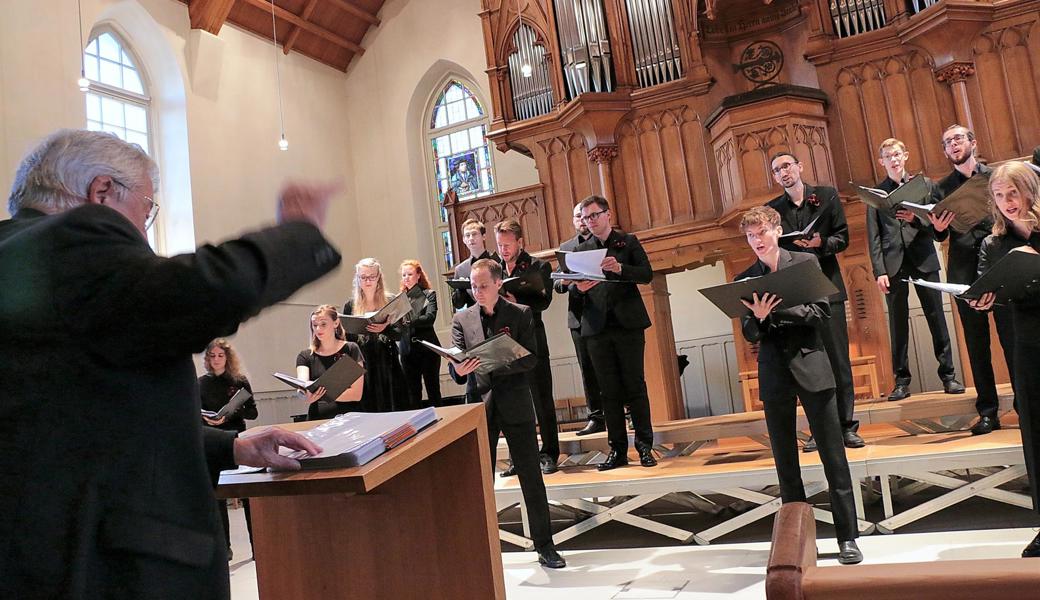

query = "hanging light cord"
270;0;287;143
77;0;86;79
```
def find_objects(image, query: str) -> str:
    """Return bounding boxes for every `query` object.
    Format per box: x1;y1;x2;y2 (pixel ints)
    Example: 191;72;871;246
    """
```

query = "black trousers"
586;327;653;452
529;321;559;460
1013;307;1040;514
763;384;858;542
955;300;1016;418
886;268;956;386
216;498;253;551
402;344;442;408
570;327;602;422
488;412;554;550
820;300;857;431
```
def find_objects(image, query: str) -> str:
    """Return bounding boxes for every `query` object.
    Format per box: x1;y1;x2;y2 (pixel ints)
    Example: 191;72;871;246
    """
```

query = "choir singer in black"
450;218;496;311
449;259;565;568
572;195;656;471
767;152;862;450
736;206;862;565
495;217;559;474
867;138;962;403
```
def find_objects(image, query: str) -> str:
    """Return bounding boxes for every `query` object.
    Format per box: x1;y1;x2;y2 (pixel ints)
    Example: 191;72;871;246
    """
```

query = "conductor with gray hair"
0;129;341;599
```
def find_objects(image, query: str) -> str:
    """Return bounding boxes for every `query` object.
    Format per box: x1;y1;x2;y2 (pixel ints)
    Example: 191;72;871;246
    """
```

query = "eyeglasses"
113;179;160;230
771;161;798;174
580;210;608;223
942;134;969;148
358;274;380;282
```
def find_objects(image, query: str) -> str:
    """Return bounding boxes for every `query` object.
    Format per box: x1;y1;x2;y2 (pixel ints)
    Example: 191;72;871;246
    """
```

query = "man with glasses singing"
570;195;656;471
867;138;962;403
766;152;863;451
0;129;340;599
929;125;1014;435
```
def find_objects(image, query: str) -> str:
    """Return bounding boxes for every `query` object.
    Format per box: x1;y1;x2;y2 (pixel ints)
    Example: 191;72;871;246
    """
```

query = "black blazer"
978;230;1040;310
767;183;849;302
500;249;553;322
573;229;653;336
0;205;340;598
450;250;496;310
737;250;836;399
398;285;439;357
866;177;941;277
932;163;993;284
448;298;538;425
554;233;590;330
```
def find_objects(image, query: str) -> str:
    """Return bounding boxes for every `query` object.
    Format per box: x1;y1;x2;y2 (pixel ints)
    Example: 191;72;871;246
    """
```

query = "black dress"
296;342;365;420
198;372;257;433
343;299;412;412
979;230;1039;512
398;285;442;408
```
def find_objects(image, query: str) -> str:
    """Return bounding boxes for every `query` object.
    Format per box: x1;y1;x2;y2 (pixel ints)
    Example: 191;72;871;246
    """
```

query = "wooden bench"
741;355;881;412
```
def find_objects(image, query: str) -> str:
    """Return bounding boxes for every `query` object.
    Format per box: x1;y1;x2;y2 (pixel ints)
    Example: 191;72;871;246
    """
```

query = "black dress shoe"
636;445;657;467
1022;531;1040;557
837;540;863;564
843;430;865;448
499;464;517;478
597;449;629;471
537;547;566;568
575;419;605;436
540;454;559;474
888;385;910;401
802;436;818;453
943;378;966;394
970;415;1001;436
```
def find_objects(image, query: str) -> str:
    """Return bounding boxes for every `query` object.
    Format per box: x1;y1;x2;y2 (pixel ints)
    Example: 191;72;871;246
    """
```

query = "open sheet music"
420;332;531;375
698;259;839;318
908;250;1040;303
852;174;931;212
338;292;412;335
779;215;820;240
201;387;252;420
272;353;365;401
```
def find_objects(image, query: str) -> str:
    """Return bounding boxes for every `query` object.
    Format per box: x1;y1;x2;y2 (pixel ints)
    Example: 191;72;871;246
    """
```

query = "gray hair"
8;129;159;216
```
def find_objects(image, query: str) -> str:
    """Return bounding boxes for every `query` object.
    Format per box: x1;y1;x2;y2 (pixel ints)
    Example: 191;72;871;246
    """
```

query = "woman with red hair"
398;259;442;407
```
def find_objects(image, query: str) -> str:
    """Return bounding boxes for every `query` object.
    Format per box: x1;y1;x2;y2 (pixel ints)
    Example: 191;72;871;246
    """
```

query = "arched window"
426;80;495;272
83;30;161;249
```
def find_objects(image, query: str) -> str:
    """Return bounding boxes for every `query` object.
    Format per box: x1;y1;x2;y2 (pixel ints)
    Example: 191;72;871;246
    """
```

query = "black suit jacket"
866;177;941;277
500;249;552;322
573;229;653;336
448;298;538;425
767;183;849;302
555;233;590;330
932;163;993;284
737;250;836;399
450;250;496;310
0;205;340;598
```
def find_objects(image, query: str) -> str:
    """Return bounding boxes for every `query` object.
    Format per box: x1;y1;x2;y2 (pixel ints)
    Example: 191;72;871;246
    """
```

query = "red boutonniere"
498;326;511;337
612;238;627;249
806;193;820;207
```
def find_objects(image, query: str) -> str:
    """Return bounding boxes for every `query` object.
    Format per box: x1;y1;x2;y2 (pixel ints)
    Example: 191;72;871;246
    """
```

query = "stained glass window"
427;80;495;273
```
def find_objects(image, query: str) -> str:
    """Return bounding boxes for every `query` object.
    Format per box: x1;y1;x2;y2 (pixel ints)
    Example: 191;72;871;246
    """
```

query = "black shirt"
933;162;993;284
198;372;256;433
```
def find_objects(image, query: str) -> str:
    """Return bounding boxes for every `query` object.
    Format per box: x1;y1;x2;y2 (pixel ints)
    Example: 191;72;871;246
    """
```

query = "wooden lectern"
218;404;505;599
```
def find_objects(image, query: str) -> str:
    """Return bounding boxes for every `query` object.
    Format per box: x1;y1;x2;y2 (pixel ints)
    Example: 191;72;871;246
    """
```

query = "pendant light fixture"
516;0;532;77
76;0;90;92
269;0;289;151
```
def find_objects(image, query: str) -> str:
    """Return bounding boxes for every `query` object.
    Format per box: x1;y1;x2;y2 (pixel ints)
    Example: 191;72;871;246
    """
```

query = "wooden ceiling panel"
181;0;385;72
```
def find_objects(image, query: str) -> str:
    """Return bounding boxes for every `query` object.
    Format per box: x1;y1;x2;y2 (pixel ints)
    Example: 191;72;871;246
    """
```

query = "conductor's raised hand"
276;181;342;230
453;357;481;376
969;292;996;311
928;210;955;232
234;427;323;471
741;292;783;321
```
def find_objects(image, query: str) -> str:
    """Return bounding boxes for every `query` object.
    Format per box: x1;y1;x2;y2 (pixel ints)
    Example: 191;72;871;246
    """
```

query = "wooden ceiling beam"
328;0;380;26
282;0;320;55
188;0;236;34
241;0;365;55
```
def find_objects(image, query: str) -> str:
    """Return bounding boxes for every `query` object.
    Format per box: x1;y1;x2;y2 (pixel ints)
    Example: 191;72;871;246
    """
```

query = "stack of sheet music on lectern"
279;407;438;470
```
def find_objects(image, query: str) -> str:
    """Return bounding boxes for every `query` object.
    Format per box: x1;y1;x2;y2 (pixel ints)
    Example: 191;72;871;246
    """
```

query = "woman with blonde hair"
295;304;365;420
343;258;410;412
971;160;1040;557
398;259;442;408
199;338;258;560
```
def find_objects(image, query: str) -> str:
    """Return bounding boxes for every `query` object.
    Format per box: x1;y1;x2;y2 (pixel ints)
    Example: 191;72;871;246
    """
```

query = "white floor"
224;505;1037;599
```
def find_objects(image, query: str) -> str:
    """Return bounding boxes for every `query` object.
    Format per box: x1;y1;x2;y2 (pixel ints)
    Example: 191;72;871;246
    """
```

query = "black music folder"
909;249;1040;303
501;269;546;296
338;292;412;335
779;215;820;240
698;259;840;318
445;277;471;290
201;388;252;420
272;353;365;401
893;173;991;233
420;332;532;375
853;174;930;211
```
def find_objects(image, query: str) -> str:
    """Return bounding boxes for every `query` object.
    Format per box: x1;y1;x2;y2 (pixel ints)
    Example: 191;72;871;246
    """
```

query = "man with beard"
929;125;1014;435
